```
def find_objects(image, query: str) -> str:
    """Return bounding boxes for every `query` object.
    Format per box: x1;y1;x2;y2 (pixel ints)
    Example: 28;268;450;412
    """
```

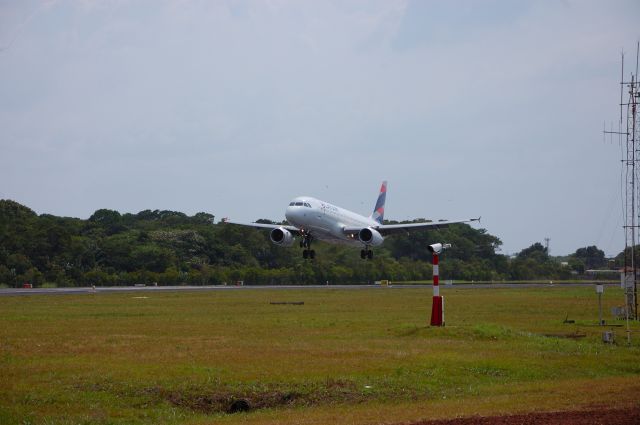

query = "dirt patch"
542;331;586;339
163;379;365;414
165;389;300;413
404;406;640;425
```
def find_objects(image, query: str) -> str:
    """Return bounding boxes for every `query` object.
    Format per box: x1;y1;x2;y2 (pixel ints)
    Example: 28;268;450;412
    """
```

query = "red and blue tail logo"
371;181;387;224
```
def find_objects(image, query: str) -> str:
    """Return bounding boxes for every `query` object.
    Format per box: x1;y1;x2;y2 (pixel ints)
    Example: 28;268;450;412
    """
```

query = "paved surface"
0;282;620;296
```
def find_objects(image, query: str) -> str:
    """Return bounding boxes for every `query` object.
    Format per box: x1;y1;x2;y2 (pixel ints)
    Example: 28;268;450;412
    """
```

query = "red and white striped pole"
430;252;443;326
428;243;449;326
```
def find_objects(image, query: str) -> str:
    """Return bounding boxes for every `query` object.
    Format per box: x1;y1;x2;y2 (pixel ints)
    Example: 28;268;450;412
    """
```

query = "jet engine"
358;227;384;246
270;227;294;247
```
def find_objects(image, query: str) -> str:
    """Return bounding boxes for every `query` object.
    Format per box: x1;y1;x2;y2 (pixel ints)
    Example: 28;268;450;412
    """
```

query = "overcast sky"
1;0;638;256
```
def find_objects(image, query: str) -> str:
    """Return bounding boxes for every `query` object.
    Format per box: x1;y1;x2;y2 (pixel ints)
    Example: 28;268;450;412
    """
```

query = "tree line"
0;199;617;287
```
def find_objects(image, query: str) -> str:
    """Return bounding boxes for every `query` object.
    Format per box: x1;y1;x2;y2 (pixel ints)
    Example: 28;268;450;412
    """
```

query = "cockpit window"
289;202;295;206
295;202;303;206
304;203;311;207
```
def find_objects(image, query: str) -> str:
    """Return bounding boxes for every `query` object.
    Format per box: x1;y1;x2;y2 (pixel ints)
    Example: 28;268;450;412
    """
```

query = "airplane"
223;181;479;260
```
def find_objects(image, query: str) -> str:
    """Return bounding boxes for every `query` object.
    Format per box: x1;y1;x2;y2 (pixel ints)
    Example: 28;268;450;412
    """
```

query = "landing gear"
301;233;315;260
360;248;373;260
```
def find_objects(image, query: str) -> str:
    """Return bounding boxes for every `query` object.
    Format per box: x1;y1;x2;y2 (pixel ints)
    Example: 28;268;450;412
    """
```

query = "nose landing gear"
360;248;373;260
301;232;315;260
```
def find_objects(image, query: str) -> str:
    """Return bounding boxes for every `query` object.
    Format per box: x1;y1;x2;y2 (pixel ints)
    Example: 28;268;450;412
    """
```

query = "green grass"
1;286;639;424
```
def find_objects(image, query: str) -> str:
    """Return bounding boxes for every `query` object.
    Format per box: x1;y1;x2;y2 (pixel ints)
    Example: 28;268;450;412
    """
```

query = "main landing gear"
360;248;373;260
300;233;315;260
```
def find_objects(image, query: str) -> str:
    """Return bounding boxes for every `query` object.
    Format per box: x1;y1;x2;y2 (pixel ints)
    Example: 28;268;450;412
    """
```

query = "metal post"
597;284;604;325
599;292;603;325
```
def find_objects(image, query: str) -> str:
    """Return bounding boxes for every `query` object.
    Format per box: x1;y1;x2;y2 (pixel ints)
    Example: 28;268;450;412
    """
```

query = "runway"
0;282;619;296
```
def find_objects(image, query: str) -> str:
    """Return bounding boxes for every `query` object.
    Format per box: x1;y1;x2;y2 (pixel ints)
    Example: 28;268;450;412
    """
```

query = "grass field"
1;285;639;424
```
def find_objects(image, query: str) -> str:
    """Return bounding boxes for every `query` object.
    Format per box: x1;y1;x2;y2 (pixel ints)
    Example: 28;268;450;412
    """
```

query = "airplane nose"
286;205;302;223
285;206;295;222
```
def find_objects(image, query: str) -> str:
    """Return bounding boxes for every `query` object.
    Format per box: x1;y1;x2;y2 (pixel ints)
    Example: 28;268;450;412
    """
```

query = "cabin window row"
289;202;312;207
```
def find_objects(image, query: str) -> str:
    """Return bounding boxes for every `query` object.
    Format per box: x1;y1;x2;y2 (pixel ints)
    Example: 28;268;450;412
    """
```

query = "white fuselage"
285;196;379;247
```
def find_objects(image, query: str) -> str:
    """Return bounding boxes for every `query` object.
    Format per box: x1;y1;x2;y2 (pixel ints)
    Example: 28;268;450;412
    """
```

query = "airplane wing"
343;217;480;237
222;219;301;235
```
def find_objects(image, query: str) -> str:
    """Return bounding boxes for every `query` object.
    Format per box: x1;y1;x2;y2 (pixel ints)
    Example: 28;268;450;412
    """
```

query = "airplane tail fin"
370;181;387;224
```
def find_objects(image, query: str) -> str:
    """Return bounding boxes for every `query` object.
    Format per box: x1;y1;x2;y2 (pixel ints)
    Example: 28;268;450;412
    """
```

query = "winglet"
370;181;387;225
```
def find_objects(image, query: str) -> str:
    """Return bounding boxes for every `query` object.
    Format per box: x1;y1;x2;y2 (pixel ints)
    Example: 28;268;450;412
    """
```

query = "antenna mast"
544;238;550;256
606;42;640;320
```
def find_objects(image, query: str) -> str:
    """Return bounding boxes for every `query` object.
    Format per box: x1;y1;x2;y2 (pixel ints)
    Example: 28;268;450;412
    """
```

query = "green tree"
517;242;547;261
89;209;125;235
130;245;175;273
573;246;606;269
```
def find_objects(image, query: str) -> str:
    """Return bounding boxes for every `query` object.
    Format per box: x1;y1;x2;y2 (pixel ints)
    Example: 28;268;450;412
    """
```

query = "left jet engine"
358;227;384;246
270;227;294;247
